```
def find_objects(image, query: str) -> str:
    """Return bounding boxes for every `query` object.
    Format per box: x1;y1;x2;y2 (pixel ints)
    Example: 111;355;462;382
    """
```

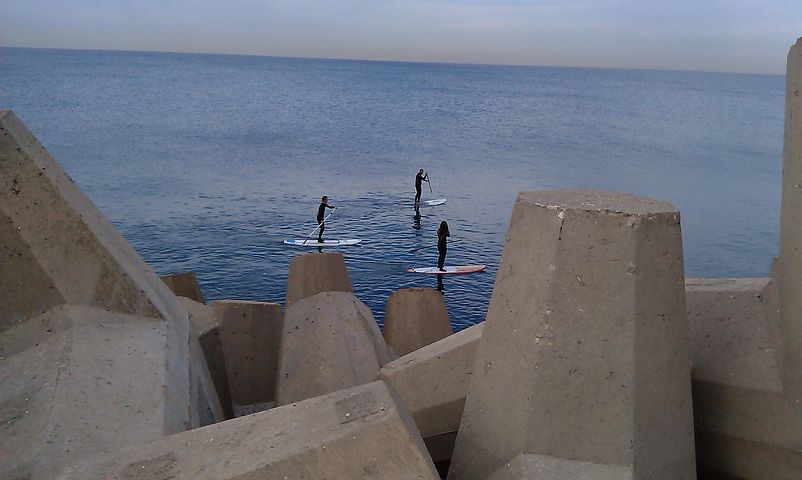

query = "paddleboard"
406;264;486;274
398;198;447;207
284;239;361;247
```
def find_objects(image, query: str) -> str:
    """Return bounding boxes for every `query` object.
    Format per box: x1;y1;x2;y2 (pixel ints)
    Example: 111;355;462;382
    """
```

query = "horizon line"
1;44;785;78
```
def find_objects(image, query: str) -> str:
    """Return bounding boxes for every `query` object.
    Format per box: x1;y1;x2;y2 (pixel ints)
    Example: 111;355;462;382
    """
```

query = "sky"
2;0;800;74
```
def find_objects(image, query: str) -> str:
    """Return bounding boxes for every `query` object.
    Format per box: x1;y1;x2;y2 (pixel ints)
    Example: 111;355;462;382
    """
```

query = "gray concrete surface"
276;292;394;405
214;300;283;406
180;297;233;419
0;110;223;477
685;38;802;479
161;272;205;304
1;306;174;478
377;322;483;459
484;454;632;480
383;288;453;356
55;381;440;480
686;278;782;392
687;276;802;479
285;252;352;306
449;190;695;480
780;37;802;399
0;110;185;327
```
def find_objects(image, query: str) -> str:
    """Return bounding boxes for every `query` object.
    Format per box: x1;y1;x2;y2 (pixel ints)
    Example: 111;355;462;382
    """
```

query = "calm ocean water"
0;47;785;330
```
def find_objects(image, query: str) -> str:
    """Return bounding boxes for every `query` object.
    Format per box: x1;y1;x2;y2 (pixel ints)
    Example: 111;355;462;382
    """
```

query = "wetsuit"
437;228;450;270
415;172;428;204
317;202;334;242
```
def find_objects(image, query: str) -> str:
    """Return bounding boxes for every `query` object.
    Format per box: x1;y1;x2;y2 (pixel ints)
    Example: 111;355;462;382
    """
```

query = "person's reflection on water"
436;273;444;292
413;207;421;230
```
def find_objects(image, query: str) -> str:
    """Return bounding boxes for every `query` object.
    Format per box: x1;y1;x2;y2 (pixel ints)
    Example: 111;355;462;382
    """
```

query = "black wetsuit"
415;172;428;204
437;229;450;270
317;202;334;242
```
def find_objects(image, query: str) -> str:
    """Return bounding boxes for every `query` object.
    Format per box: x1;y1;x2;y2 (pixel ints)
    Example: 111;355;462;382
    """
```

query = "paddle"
427;173;433;194
408;238;462;254
302;207;337;244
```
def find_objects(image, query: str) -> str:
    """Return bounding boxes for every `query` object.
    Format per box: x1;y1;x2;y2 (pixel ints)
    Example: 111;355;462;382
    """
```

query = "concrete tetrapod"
56;381;441;480
685;276;802;478
484;454;633;480
0;109;188;329
180;297;234;419
285;251;352;306
1;306;186;479
0;110;222;477
383;287;453;356
276;291;395;405
161;271;206;303
686;278;782;392
780;37;802;402
377;322;483;461
682;38;802;479
214;300;283;408
448;190;695;480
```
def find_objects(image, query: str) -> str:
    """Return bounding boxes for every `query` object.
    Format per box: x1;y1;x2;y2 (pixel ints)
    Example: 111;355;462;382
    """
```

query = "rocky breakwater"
4;37;802;480
0;110;224;479
448;190;696;480
686;37;802;480
0;110;440;479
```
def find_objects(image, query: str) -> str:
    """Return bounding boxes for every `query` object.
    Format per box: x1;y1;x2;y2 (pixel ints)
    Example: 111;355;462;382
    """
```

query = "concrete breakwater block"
0;109;186;327
377;322;483;461
0;305;183;479
161;271;205;303
180;297;234;419
285;252;352;306
383;287;453;356
214;300;283;407
685;276;802;479
781;38;802;400
486;454;632;480
686;278;781;392
56;381;441;480
684;38;802;479
276;292;395;405
484;454;633;480
448;190;695;480
0;110;223;476
780;39;802;395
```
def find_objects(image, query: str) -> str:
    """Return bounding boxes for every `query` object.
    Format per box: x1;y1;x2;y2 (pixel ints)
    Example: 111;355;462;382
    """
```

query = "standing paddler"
437;220;450;272
317;195;336;243
414;169;429;206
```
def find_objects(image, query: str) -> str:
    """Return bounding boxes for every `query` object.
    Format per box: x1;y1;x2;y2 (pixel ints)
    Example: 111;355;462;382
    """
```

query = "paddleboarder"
317;195;336;243
414;169;429;205
437;220;450;271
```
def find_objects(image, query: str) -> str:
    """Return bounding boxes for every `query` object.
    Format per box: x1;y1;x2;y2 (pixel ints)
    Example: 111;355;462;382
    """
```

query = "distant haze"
2;0;800;74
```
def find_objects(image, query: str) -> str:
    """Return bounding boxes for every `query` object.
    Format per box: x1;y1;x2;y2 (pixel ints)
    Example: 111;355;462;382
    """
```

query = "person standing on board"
317;195;336;243
414;169;429;205
437;220;450;271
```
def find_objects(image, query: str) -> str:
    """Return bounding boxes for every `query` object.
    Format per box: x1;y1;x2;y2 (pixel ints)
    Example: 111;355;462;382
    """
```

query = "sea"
0;47;785;331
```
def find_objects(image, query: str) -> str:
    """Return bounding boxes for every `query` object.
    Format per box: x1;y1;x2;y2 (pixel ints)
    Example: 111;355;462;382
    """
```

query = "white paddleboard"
406;264;486;274
284;239;361;247
398;198;447;207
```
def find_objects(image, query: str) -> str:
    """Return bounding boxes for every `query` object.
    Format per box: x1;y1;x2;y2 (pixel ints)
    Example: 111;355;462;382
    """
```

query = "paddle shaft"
428;174;433;193
303;208;336;244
